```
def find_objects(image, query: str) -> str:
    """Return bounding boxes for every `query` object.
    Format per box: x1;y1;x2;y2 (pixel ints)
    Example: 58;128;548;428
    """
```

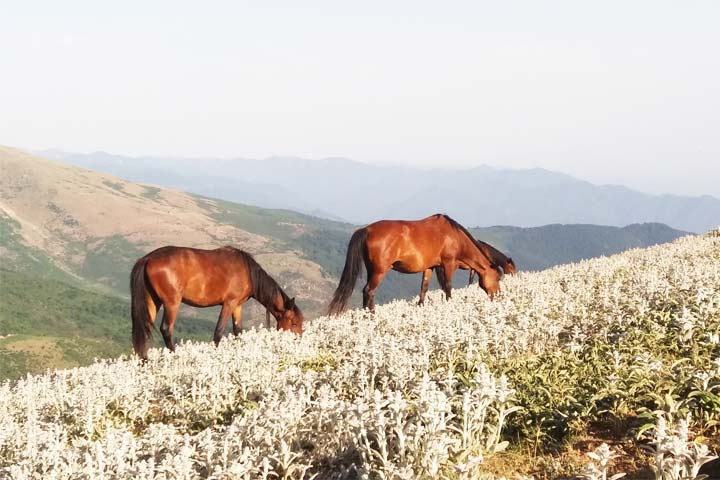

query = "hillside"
1;232;717;479
0;146;344;376
0;146;337;305
47;150;720;232
0;146;694;380
0;269;222;379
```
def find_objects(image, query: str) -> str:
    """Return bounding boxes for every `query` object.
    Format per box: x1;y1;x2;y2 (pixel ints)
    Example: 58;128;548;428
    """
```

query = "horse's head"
482;267;502;297
277;297;303;335
503;258;518;276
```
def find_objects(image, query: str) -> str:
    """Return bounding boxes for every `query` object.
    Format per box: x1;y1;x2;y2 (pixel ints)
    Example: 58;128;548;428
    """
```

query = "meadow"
1;232;718;479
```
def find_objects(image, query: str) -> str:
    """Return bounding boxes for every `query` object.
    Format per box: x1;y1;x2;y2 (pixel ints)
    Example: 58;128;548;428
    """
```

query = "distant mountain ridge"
41;149;720;233
471;222;690;272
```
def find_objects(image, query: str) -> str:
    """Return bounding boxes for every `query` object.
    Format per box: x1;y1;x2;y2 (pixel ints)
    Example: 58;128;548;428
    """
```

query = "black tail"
328;228;368;316
130;257;152;359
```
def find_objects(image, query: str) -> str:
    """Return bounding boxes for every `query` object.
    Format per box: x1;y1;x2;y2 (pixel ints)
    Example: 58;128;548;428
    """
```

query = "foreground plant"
579;443;626;480
644;412;718;480
0;233;718;478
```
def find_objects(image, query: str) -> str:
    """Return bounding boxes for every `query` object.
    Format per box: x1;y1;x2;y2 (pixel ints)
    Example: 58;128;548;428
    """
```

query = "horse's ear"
285;297;296;310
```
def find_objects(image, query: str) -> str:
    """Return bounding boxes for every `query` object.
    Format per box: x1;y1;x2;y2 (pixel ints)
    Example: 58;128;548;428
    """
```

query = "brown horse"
328;214;501;315
419;236;516;305
130;245;303;359
467;240;517;285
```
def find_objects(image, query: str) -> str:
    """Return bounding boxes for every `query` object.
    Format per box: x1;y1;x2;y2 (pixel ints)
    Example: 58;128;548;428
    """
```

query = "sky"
2;1;719;198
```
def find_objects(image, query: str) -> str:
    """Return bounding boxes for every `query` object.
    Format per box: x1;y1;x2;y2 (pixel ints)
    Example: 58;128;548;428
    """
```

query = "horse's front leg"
232;304;243;336
441;262;457;300
214;303;234;346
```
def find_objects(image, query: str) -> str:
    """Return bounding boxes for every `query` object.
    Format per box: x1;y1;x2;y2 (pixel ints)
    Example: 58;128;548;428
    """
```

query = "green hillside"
0;212;82;286
0;269;129;378
0;269;224;380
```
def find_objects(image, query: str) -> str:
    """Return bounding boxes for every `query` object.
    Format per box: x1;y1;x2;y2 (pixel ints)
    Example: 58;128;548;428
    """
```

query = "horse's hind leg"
418;269;432;306
146;292;159;331
468;270;475;285
160;301;179;352
137;292;159;361
214;303;234;346
363;268;388;312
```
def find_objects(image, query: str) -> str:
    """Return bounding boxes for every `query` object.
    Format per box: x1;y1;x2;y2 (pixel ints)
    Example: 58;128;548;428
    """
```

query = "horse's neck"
478;241;503;265
256;290;284;318
459;234;493;270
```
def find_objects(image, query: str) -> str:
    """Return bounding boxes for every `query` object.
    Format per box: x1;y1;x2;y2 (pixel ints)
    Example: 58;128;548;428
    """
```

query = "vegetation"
0;269;129;378
79;234;145;291
0;213;80;286
0;270;221;380
196;196;355;245
1;233;717;478
140;185;163;200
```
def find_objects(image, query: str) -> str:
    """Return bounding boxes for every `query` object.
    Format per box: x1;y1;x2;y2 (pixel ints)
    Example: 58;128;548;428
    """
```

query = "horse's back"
143;245;243;282
364;215;457;271
366;214;450;238
142;245;249;305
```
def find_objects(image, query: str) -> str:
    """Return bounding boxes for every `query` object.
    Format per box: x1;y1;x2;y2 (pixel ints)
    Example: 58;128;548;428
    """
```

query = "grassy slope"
0;269;224;380
0;212;82;286
0;269;129;378
1;233;717;479
196;196;354;274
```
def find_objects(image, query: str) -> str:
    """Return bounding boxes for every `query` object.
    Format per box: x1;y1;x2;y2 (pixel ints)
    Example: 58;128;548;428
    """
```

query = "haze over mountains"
43;149;720;233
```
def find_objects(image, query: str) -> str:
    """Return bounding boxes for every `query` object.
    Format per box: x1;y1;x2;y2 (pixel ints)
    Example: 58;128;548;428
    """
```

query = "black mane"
477;239;511;267
438;214;497;268
233;249;289;309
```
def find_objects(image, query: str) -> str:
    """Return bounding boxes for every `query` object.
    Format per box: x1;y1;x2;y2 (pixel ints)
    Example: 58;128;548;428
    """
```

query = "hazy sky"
2;1;719;197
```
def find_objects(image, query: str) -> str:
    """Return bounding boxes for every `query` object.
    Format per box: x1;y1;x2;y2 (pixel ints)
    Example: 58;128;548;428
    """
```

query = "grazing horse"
130;246;303;359
328;214;500;315
420;240;516;305
467;240;517;285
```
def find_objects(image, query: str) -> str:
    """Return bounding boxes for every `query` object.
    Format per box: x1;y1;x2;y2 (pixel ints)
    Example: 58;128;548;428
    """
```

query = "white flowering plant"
0;231;718;479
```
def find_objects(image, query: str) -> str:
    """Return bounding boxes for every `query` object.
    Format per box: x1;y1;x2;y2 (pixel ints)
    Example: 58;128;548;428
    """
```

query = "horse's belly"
391;260;426;274
182;296;221;308
182;280;225;307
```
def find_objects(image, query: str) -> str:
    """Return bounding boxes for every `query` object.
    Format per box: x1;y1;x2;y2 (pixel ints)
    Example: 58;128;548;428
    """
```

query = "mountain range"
42;149;720;233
